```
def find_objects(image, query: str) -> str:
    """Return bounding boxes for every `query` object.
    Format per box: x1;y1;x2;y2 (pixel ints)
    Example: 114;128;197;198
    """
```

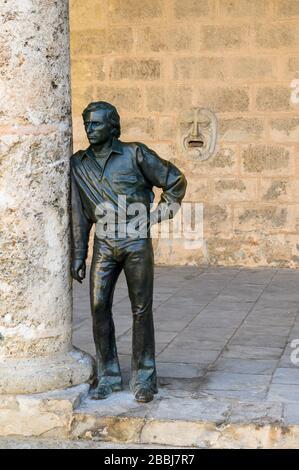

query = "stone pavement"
71;266;299;447
1;266;298;449
0;438;183;449
74;266;299;406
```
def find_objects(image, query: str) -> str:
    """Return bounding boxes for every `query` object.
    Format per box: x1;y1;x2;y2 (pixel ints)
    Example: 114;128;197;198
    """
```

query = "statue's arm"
70;166;93;283
136;144;187;224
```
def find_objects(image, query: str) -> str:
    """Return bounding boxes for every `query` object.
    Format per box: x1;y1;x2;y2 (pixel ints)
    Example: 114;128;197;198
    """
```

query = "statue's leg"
123;238;157;397
89;239;123;398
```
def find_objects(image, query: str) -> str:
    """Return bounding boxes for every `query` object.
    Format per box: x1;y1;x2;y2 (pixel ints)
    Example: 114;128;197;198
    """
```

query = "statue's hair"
82;101;121;138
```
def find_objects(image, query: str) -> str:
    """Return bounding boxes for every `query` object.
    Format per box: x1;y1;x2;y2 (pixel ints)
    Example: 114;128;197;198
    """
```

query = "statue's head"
82;101;121;145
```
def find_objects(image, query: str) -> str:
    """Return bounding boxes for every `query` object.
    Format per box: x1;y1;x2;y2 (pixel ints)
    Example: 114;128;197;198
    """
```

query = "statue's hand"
71;259;86;284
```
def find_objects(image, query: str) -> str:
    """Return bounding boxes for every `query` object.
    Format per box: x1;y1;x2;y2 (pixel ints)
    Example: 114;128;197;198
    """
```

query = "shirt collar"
80;139;123;161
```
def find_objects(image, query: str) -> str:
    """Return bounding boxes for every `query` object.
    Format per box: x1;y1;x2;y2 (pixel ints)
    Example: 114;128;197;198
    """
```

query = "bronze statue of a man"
70;102;187;403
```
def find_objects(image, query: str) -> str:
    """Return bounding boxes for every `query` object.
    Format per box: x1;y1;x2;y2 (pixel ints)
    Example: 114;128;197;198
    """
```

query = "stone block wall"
69;0;299;267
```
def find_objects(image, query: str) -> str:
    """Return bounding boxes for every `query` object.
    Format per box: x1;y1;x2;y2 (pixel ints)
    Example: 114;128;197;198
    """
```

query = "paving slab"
200;372;271;391
210;359;278;375
69;266;299;447
230;334;287;349
272;368;299;385
284;404;299;425
156;362;205;379
221;345;284;360
267;384;299;403
158;348;220;364
0;438;185;449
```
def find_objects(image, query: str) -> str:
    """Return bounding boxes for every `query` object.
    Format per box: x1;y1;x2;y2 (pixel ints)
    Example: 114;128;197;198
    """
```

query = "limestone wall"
69;0;299;268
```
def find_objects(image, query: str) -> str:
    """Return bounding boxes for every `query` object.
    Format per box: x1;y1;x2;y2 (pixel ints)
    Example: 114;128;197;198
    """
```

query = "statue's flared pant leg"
123;238;157;393
90;240;123;389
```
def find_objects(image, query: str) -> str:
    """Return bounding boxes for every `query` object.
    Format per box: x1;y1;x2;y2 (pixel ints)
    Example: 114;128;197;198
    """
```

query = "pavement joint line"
73;266;299;412
202;269;279;379
148;269;209;356
112;268;205;342
265;269;299;397
157;268;243;359
207;269;280;386
268;288;299;394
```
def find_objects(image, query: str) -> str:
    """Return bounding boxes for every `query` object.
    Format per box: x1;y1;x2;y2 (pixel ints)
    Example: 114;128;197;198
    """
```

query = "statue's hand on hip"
71;259;86;283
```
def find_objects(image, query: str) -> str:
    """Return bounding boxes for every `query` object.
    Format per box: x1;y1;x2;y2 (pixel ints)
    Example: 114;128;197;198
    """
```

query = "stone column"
0;0;94;394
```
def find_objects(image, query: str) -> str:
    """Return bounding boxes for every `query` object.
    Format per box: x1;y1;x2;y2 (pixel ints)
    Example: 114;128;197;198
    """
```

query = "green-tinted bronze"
71;102;187;402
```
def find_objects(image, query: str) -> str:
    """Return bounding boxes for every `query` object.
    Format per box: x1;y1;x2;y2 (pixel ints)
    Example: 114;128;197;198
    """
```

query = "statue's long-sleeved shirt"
71;139;187;260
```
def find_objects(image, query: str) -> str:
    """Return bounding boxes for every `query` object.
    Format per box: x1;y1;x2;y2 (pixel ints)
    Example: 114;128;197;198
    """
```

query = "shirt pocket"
112;172;138;187
113;173;138;194
114;173;138;183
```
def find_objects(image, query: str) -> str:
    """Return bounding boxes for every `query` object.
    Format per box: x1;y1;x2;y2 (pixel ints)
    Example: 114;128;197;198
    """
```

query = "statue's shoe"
90;383;122;400
134;386;154;403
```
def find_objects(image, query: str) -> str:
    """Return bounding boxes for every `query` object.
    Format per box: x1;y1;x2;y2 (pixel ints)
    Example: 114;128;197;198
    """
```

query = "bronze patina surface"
71;102;187;402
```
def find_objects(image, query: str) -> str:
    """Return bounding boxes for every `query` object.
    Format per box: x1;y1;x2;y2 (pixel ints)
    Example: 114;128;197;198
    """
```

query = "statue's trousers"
90;235;157;393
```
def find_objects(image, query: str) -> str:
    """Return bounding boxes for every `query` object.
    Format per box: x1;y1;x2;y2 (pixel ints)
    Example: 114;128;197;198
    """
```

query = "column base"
0;348;95;394
0;383;90;439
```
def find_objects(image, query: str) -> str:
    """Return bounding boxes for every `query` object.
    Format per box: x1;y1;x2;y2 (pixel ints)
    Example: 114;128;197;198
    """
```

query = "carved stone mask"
180;108;217;161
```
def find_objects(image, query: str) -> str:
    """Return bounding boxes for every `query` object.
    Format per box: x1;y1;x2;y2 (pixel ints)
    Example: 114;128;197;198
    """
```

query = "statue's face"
84;109;112;145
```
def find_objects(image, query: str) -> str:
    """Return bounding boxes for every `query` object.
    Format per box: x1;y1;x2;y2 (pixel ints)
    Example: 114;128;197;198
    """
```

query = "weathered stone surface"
230;57;274;80
214;178;257;202
70;0;106;30
234;206;293;232
269;118;299;142
158;116;175;140
174;0;211;18
268;384;299;403
71;85;94;115
146;86;193;112
110;59;161;81
197;87;250;112
204;204;232;234
96;86;143;112
69;0;299;269
135;27;193;53
255;24;299;49
174;57;226;80
149;142;176;161
241;144;293;174
108;0;163;21
256;87;291;111
71;59;105;82
277;0;299;17
286;56;299;74
272;368;299;385
260;179;299;203
220;0;267;17
0;385;89;438
174;147;238;177
219;117;264;142
71;28;134;56
201;25;249;50
207;147;238;173
146;86;165;112
122;117;155;140
0;351;94;395
184;178;210;202
71;30;106;56
212;359;278;375
64;267;299;446
0;0;93;393
201;372;271;392
0;2;71;126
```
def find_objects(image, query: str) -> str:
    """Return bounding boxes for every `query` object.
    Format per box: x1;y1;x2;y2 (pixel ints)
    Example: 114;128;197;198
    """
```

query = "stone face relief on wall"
69;0;299;268
180;108;217;162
